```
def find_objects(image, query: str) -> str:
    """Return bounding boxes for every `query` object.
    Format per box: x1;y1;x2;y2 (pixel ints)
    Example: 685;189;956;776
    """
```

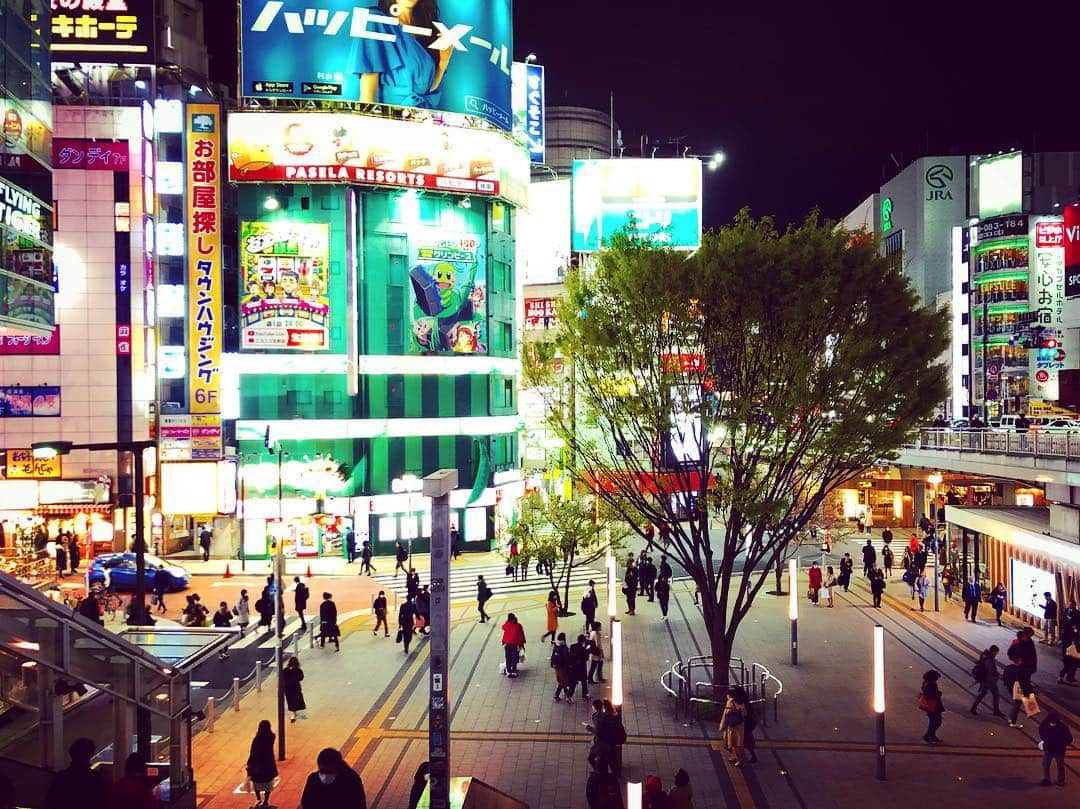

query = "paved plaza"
188;537;1080;808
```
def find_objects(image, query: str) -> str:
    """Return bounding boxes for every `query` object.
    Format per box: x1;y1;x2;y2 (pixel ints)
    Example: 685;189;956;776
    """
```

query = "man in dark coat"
962;579;982;622
861;540;876;578
293;576;310;632
300;748;367;809
46;737;106;809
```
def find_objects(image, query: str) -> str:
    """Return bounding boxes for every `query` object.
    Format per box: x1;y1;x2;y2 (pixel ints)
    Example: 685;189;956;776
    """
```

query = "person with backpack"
588;621;605;683
902;565;917;600
319;592;340;651
581;581;598;632
602;700;627;777
870;569;886;608
1038;710;1073;786
586;756;623;809
293;576;310;633
970;645;1005;718
918;670;945;744
372;590;389;637
476;575;493;623
571;634;591;700
551;633;573;703
656;575;672;618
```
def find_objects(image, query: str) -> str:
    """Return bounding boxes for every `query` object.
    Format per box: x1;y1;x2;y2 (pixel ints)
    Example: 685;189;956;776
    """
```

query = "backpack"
550;645;566;669
917;692;938;712
971;657;986;683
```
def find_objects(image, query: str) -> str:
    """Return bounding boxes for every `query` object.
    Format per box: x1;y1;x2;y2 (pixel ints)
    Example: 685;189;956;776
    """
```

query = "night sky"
205;1;1080;229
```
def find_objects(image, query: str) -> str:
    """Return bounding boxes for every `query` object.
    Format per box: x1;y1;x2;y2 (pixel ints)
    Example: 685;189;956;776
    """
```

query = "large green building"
228;117;527;560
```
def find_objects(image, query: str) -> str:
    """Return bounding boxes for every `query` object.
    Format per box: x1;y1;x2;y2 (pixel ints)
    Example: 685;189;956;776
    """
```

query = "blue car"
87;553;190;592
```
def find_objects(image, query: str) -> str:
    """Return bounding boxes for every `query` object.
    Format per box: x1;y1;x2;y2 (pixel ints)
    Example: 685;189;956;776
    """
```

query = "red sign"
524;297;558;329
1035;220;1065;248
0;327;60;355
230;163;500;197
115;324;131;356
662;353;706;373
53;139;130;171
1067;205;1080;298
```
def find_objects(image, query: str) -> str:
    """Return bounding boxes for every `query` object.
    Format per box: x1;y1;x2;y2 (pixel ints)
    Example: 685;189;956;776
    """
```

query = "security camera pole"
423;469;458;809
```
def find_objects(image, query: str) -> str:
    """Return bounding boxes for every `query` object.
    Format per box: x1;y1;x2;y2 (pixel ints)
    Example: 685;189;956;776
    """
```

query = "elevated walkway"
895;429;1080;486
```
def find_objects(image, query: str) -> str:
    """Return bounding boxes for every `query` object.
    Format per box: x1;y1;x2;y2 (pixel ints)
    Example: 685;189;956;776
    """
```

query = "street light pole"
274;442;286;761
873;624;886;780
788;559;798;666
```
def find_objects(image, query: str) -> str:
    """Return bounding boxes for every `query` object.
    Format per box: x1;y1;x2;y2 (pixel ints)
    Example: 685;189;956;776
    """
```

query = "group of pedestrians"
51;532;81;578
246;734;368;809
623;552;675;617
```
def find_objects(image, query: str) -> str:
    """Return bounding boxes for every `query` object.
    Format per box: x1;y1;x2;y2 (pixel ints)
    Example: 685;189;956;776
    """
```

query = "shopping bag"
1012;682;1025;701
498;661;507;674
1022;693;1041;718
519;649;526;664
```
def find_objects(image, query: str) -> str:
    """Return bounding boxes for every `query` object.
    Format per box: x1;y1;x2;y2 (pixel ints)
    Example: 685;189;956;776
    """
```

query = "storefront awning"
945;506;1080;566
34;504;112;515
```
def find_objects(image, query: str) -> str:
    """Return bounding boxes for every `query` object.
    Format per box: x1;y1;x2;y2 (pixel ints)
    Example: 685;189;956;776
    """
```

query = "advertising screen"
227;112;528;207
240;221;331;351
0;386;61;417
572;159;702;252
50;0;155;64
1010;558;1055;617
407;222;487;354
240;0;513;131
2;99;52;174
1031;218;1066;400
1066;204;1080;298
511;62;544;163
977;152;1022;219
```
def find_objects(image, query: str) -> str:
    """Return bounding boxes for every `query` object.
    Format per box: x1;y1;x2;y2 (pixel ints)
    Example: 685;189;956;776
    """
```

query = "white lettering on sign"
0;178;45;241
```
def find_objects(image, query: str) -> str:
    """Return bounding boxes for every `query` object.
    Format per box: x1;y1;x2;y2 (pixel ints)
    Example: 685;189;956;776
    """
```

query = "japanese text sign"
53;138;130;171
50;0;155;64
2;449;61;480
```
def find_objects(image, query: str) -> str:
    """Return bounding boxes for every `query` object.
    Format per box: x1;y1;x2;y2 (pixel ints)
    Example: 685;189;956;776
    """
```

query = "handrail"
660;655;783;724
907;429;1080;461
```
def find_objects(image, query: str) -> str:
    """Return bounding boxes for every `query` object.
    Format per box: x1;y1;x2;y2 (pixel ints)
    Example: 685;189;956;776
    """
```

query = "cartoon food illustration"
283;121;314;156
229;139;274;173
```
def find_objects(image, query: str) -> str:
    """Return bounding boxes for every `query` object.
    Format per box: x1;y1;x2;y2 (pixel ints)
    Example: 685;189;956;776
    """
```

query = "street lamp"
264;429;288;761
788;558;798;666
873;624;886;779
627;781;642;809
611;619;623;708
606;554;617;659
926;472;943;611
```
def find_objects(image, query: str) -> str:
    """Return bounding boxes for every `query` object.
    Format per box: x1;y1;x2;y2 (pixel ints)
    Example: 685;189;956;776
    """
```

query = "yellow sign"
186;104;223;415
4;449;61;479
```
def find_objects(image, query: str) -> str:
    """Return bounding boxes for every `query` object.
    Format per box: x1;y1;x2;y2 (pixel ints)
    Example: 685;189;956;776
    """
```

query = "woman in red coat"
501;613;527;678
807;562;823;604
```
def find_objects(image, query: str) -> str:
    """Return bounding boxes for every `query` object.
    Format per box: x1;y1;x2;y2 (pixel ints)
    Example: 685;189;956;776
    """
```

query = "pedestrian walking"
199;525;212;561
659;555;673;581
1042;592;1058;645
1058;624;1080;686
861;540;876;578
821;567;836;608
508;539;520;581
501;612;526;677
360;540;375;574
642;558;657;602
153;566;170;614
962;579;982;622
293;576;310;632
721;687;748;765
586;756;623;809
416;585;431;636
46;737;107;809
1038;710;1073;787
283;656;305;723
372;590;389;637
1008;627;1038;692
407;763;430;809
1064;599;1080;633
319;592;340;651
807;561;822;605
588;622;605;682
970;645;1006;718
394;541;408;576
1003;662;1026;728
255;589;274;636
55;542;66;577
212;601;231;643
881;545;894;579
915;571;930;611
68;535;80;574
989;582;1007;625
643;775;667;809
477;575;492;623
551;633;573;703
940;565;953;601
108;753;157;809
870;569;885;608
656;576;671;618
542;591;560;643
234;589;251;635
667;769;694;809
624;563;638;615
838;554;853;592
451;527;462;561
603;700;626;777
571;633;591;700
397;596;416;655
406;568;420;600
246;720;278;807
345;527;357;563
918;670;945;744
913;545;928;573
902;564;917;600
581;580;598;632
742;693;759;764
881;526;893;546
300;748;367;809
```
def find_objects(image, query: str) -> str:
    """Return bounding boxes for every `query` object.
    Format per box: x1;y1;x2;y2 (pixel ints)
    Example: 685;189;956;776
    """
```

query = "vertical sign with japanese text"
186;105;222;416
1031;218;1066;401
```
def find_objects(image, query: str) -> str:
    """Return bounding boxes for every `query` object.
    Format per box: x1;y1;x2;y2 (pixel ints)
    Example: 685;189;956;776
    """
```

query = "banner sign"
240;221;331;351
976;214;1027;243
1031;217;1066;400
53;138;130;171
0;327;60;355
1066;204;1080;298
524;297;557;330
512;62;545;163
2;449;61;479
0;386;61;417
572;159;703;251
186;105;223;414
226;112;528;206
160;414;223;461
240;0;513;130
2;99;52;174
408;224;487;354
50;0;155;63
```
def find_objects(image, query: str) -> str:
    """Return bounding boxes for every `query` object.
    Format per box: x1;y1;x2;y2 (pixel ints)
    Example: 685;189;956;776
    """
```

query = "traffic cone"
306;564;313;578
223;564;231;579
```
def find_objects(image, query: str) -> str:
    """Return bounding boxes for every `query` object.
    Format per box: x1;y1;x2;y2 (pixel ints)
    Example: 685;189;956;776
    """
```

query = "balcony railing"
909;429;1080;460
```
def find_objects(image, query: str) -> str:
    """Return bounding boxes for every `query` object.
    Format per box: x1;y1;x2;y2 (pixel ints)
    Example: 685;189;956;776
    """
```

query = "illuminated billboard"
240;221;331;351
977;152;1022;219
408;222;487;354
511;62;545;163
571;159;702;252
240;0;513;131
227;112;528;207
50;0;155;64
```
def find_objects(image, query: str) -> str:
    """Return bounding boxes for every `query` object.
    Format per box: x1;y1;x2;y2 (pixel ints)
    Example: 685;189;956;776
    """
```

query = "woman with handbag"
501;613;526;678
918;670;945;744
990;582;1008;626
721;687;748;765
821;567;836;608
246;720;278;807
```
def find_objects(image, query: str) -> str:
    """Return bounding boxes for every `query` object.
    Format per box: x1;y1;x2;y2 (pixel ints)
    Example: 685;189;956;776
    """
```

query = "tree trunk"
775;558;783;594
560;543;576;616
709;621;733;694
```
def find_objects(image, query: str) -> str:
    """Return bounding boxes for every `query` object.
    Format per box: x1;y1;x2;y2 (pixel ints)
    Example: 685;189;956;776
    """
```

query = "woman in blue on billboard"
352;1;452;109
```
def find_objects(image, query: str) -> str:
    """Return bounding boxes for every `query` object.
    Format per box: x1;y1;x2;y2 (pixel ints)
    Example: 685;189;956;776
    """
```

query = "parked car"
87;553;190;592
949;418;970;430
1040;418;1080;434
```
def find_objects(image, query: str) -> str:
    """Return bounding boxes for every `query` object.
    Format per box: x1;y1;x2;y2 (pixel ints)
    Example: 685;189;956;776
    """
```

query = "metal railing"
660;654;782;725
909;429;1080;460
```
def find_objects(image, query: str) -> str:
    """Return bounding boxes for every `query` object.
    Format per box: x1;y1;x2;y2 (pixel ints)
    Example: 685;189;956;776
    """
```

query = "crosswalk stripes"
850;537;938;571
367;562;605;602
225;609;368;652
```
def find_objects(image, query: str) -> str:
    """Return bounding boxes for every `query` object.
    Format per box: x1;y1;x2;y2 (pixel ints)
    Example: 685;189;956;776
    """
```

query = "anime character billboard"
407;230;486;354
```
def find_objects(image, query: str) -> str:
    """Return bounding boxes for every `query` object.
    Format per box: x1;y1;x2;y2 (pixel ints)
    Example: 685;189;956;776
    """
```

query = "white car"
1039;419;1080;434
